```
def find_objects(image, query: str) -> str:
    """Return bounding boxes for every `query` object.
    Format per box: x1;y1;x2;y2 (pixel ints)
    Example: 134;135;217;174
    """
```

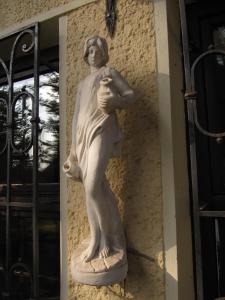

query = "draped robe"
70;66;122;180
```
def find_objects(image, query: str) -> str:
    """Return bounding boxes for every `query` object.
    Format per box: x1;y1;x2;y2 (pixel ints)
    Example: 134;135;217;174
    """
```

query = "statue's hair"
83;36;109;65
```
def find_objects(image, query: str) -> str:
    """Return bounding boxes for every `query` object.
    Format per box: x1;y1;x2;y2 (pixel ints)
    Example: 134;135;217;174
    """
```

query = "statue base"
71;239;128;286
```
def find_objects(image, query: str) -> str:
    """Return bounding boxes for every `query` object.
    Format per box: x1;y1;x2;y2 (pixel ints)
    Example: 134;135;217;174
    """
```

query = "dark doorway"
181;1;225;299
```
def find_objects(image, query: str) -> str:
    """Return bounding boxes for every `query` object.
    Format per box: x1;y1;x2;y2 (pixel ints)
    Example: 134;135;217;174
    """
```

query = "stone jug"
97;77;118;114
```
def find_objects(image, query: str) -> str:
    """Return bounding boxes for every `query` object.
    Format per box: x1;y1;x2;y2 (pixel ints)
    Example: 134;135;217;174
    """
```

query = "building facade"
0;0;223;299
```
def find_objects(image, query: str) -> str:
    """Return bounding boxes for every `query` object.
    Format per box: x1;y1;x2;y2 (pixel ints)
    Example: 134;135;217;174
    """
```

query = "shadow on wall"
117;76;165;299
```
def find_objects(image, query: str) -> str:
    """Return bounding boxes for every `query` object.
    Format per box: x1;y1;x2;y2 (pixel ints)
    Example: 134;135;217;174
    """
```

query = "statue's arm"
63;83;82;181
110;68;135;108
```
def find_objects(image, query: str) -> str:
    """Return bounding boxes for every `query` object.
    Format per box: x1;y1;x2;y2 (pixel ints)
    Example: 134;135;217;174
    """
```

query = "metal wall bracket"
105;0;117;37
187;49;225;143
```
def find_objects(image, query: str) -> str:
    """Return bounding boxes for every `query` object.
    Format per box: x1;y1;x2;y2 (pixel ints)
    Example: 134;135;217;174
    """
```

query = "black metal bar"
199;211;225;218
32;23;40;300
4;112;10;300
179;0;192;91
215;218;222;297
179;1;204;299
0;53;10;300
4;22;16;298
186;98;204;300
0;202;33;208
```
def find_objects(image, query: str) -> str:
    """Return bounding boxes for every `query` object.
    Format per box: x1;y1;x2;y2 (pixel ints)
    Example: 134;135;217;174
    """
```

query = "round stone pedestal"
71;239;128;286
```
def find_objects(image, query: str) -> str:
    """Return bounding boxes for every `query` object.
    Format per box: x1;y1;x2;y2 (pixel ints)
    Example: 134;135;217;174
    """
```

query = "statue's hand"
63;157;82;182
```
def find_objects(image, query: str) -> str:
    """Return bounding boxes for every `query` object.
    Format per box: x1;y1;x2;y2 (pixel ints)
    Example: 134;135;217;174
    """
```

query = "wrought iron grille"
0;23;60;300
180;1;225;299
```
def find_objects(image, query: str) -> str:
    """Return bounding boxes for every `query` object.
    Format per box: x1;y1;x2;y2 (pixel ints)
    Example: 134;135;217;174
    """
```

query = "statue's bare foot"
81;240;98;262
99;235;110;259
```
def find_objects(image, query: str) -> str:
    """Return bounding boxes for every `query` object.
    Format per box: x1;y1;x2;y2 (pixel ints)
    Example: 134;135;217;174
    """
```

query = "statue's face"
87;45;104;68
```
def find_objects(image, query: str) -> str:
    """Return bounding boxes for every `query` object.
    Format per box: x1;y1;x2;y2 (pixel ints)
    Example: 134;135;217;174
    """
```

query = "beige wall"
0;0;167;299
66;1;164;299
0;0;74;28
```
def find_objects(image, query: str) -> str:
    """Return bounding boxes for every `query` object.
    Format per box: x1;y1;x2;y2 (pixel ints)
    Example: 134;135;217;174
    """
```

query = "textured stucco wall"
66;1;164;299
0;0;74;29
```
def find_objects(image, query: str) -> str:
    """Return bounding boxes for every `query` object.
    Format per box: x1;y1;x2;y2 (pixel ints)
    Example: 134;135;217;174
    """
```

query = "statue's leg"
101;176;125;251
83;132;114;261
80;202;100;262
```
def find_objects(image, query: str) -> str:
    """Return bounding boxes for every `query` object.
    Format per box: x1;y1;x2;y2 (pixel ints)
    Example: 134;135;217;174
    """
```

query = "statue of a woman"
63;36;135;285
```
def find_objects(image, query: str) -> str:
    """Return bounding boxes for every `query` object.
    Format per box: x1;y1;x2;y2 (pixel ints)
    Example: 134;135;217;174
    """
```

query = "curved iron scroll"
9;29;35;76
0;28;36;157
185;49;225;141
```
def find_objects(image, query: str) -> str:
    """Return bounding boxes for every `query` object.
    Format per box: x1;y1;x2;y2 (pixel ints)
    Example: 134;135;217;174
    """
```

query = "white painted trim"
0;0;96;38
154;1;178;299
154;1;194;299
59;15;68;300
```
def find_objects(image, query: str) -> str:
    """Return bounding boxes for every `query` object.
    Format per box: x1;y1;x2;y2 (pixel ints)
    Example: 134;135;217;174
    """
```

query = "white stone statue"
63;36;135;285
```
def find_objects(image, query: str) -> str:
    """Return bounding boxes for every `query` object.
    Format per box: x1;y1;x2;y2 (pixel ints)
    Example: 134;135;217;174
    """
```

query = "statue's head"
83;36;109;68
